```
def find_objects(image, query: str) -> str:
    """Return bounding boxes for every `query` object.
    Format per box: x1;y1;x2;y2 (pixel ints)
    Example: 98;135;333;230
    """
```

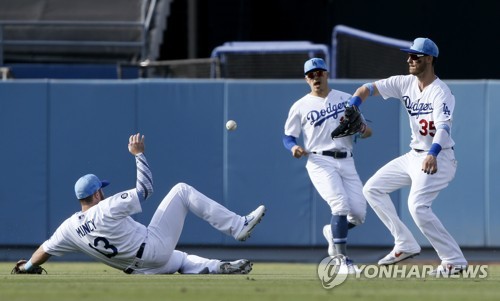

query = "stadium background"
164;0;499;79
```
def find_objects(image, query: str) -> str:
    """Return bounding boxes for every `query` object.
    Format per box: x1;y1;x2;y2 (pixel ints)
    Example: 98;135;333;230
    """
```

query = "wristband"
349;96;362;107
428;143;442;157
363;83;375;96
24;259;33;271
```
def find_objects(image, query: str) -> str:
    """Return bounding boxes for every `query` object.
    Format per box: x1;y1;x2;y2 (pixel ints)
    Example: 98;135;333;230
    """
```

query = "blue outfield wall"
0;79;497;248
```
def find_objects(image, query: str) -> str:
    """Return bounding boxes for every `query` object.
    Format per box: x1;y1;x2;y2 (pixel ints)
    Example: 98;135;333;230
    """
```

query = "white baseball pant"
306;154;367;225
134;183;245;274
363;149;467;265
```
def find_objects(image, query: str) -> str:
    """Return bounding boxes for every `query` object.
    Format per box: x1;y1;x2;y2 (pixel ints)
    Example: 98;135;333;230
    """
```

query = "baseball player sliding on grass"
14;133;265;275
343;37;467;275
283;58;372;273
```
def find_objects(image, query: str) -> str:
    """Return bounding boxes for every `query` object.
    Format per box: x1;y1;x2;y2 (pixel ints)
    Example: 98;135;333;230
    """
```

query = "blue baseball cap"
304;58;328;75
74;174;110;199
400;37;439;57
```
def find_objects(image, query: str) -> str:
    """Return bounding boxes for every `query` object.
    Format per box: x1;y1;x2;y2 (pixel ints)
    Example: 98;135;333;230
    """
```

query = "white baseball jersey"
375;75;455;150
364;74;467;265
42;189;147;271
284;89;355;152
284;89;367;221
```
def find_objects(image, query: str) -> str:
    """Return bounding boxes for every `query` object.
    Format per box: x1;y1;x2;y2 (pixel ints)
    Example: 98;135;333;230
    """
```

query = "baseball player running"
17;133;265;274
347;38;467;275
283;58;371;273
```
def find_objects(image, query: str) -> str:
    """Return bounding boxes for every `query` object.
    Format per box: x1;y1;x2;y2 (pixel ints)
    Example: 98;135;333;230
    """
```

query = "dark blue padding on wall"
0;79;499;248
486;81;500;246
135;80;226;245
0;81;49;244
48;80;139;234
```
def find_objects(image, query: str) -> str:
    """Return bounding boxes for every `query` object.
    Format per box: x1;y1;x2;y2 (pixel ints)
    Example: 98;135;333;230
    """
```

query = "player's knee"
362;183;383;203
349;215;365;226
173;182;190;191
408;203;431;225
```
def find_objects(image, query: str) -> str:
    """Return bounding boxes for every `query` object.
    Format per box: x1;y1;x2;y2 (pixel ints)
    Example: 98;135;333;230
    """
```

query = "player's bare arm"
17;245;51;272
352;83;380;103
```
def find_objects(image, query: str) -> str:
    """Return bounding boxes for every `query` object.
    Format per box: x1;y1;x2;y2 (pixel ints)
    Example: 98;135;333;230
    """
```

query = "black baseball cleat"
218;259;253;274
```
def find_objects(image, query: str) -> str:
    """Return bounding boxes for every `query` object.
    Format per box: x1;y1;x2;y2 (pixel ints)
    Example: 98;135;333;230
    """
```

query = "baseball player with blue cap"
346;37;467;276
16;133;266;275
283;58;372;273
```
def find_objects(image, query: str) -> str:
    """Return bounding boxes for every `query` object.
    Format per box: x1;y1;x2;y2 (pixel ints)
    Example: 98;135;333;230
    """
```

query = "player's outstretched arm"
128;133;153;201
16;245;51;273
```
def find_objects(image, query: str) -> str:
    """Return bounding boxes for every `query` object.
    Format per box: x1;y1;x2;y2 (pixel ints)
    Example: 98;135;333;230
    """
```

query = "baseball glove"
331;106;365;139
11;259;47;274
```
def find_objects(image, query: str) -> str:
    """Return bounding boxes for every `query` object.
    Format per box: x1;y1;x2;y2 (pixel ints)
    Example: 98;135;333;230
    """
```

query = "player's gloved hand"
11;259;47;274
331;105;364;139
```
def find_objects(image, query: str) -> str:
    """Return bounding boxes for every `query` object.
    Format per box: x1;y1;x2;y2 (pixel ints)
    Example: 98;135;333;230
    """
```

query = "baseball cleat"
322;224;336;256
378;249;420;265
235;205;266;241
344;257;361;275
332;256;360;275
428;264;467;277
218;259;253;274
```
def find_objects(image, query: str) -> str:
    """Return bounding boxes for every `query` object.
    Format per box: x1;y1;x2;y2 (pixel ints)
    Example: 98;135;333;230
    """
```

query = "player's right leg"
363;153;421;264
147;183;264;246
408;149;466;266
306;155;351;257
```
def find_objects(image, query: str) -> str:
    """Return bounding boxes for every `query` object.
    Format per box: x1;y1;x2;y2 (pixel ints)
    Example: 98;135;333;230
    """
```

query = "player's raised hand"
128;133;145;155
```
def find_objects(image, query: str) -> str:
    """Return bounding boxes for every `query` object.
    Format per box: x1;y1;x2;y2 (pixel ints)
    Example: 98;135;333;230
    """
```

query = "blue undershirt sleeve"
282;135;297;151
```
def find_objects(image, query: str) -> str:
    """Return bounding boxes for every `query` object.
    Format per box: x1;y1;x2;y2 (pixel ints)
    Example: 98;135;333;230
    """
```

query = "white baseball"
226;120;237;131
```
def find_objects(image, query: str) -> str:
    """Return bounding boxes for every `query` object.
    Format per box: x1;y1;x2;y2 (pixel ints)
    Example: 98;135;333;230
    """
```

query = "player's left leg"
408;149;467;265
306;155;351;256
139;250;252;274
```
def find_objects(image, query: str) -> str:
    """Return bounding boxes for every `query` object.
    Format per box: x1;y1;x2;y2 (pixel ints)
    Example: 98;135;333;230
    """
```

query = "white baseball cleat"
428;264;467;277
345;257;361;275
378;249;420;265
332;256;360;275
218;259;253;274
322;224;336;256
235;205;266;241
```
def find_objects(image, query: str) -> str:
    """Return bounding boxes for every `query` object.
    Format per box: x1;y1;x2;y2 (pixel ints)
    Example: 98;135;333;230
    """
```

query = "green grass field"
1;262;499;301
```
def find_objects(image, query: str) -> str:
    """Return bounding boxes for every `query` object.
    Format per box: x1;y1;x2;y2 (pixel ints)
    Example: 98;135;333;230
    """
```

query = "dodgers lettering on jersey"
375;75;455;150
306;101;347;127
403;96;434;117
284;89;355;152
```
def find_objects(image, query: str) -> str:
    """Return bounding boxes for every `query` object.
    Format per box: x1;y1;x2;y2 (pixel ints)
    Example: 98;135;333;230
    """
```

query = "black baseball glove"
331;106;366;139
11;259;47;274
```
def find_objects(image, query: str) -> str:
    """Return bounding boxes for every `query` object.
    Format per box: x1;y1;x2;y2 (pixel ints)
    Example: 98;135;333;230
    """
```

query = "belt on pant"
413;147;454;153
123;242;146;274
312;151;352;159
